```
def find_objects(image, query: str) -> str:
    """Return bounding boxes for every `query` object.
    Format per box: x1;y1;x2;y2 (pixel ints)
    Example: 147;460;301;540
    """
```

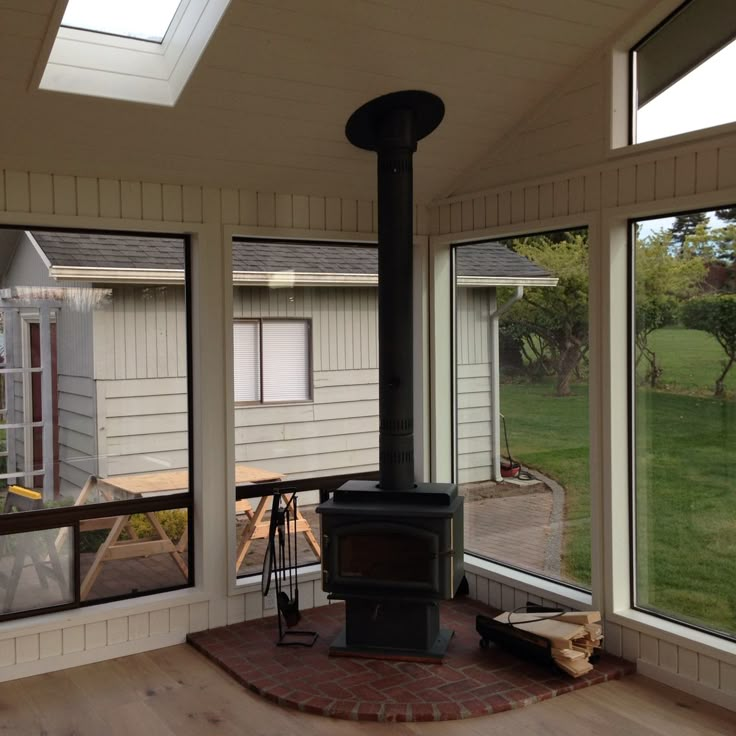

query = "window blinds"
262;321;310;402
233;321;260;402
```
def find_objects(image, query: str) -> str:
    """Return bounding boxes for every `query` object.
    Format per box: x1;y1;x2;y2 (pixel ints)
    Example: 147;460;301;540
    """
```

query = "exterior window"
632;0;736;143
453;230;591;590
0;228;193;620
234;320;311;403
632;207;736;639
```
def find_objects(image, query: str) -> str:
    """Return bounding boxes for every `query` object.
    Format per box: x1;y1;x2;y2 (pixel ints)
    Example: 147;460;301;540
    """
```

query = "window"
0;229;193;619
234;320;311;403
61;0;182;43
631;207;736;639
453;229;591;590
38;0;231;105
632;0;736;143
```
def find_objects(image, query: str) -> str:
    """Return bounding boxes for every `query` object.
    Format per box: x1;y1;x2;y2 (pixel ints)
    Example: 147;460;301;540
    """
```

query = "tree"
715;207;736;224
670;212;708;253
681;294;736;396
635;230;705;386
504;232;589;397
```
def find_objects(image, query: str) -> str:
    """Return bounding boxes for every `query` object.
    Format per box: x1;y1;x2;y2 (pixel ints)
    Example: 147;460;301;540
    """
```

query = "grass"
499;326;736;637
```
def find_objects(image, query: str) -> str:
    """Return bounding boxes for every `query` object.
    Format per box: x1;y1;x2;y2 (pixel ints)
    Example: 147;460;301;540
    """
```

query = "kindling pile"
495;610;603;677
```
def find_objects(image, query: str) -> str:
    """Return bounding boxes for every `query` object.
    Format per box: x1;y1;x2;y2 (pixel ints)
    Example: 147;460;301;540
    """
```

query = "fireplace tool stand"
261;492;317;647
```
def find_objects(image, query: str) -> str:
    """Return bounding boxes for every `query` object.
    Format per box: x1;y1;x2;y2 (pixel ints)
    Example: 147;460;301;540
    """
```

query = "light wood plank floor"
0;645;733;735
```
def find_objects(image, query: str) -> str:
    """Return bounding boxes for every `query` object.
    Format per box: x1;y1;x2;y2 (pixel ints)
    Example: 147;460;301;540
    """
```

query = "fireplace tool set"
261;491;317;647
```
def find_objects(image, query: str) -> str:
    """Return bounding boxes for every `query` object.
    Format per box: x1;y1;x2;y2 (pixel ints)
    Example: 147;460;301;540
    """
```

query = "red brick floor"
187;598;635;722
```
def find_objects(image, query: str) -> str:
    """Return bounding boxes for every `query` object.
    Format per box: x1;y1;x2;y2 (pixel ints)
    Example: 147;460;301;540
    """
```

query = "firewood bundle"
493;610;603;677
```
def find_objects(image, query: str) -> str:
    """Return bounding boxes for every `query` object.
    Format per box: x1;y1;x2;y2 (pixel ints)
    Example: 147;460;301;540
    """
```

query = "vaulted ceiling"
0;0;651;203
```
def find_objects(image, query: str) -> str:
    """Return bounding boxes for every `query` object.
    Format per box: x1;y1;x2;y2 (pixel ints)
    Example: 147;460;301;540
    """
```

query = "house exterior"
0;0;732;715
0;232;554;498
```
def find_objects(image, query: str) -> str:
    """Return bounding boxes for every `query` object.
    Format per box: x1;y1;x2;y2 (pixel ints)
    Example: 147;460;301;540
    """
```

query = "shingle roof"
30;231;552;280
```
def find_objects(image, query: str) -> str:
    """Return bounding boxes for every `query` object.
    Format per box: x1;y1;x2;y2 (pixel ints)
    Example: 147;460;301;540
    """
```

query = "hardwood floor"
0;645;733;735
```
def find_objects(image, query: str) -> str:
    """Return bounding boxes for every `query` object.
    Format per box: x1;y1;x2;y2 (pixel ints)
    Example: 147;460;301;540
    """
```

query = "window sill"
608;608;736;665
464;556;592;611
233;563;322;596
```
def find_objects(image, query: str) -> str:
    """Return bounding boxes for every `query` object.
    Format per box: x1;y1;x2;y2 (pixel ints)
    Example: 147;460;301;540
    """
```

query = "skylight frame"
37;0;231;106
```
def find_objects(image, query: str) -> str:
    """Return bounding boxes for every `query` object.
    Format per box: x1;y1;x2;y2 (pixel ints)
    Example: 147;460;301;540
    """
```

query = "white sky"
62;0;181;43
637;38;736;143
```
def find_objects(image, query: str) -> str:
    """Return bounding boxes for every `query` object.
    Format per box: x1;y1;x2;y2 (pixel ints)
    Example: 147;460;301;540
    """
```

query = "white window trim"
36;0;231;106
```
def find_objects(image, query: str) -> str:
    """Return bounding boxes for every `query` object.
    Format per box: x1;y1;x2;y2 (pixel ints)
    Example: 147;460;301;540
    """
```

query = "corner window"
632;0;736;143
631;206;736;638
453;229;591;590
234;319;311;403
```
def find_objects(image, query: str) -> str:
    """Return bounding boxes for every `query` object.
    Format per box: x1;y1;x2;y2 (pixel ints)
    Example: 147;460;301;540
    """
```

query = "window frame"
627;206;736;643
0;226;195;622
233;317;313;406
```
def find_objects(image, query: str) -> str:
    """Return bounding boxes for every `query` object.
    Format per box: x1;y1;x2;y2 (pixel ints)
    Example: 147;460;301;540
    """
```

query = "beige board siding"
456;288;493;485
58;374;97;496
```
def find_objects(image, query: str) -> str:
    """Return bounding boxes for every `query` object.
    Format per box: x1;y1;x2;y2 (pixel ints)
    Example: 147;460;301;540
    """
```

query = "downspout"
489;286;524;481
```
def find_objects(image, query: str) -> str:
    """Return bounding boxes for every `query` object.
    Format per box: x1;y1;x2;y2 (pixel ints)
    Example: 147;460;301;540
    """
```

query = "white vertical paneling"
699;655;720;688
54;175;77;215
500;584;515;612
257;191;276;227
244;592;263;621
107;617;129;645
6;171;30;212
62;626;85;654
39;631;62;659
170;605;190;632
640;634;659;664
472;196;485;230
659;640;678;673
357;199;372;232
16;635;40;663
655;157;676;200
678;648;698;681
485;194;498;227
275;193;293;227
696;149;719;193
622;627;639;662
720;663;736;692
488;580;502;609
309;196;325;230
538;183;553;219
30;172;53;213
568;176;585;213
601;169;618;208
450;201;462;232
121;181;142;220
0;170;5;211
76;177;99;217
142;182;163;221
342;199;357;232
128;613;150;641
584;172;601;211
553;179;568;216
149;609;170;636
221;188;239;225
183;185;203;223
636;162;655;202
675;153;697;197
99;179;122;218
511;188;524;223
461;200;473;231
438;203;450;234
292;194;309;228
227;595;245;625
0;640;14;667
617;166;636;205
717;146;736;189
523;186;539;221
163;184;184;222
604;621;622;657
238;190;257;226
498;190;511;225
325;197;341;230
85;622;107;650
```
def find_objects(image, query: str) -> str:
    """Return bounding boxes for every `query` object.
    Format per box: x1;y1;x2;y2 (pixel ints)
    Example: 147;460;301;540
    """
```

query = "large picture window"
233;319;311;403
453;229;591;590
631;206;736;638
0;228;193;619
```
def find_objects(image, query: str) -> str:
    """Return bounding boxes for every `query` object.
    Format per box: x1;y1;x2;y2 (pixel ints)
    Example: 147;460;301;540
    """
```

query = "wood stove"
317;91;464;661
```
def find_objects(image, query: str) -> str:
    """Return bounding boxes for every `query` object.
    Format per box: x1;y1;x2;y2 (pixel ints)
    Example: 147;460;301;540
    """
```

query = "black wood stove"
316;91;464;661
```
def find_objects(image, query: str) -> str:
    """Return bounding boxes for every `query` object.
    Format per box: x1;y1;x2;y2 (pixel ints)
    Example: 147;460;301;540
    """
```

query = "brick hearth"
187;598;634;721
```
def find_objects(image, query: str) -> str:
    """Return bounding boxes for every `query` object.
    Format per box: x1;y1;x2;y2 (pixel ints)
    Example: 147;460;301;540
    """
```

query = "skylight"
62;0;183;44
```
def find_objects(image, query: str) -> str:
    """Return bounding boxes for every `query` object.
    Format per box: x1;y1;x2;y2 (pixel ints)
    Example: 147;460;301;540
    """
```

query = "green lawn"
499;326;736;637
